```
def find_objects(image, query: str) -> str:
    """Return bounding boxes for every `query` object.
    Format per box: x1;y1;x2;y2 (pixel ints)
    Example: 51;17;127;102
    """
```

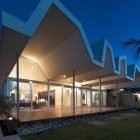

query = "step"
0;126;20;140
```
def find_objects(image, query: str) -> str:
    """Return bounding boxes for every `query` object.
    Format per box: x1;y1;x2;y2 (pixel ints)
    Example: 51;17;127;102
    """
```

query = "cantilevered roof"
1;0;96;84
1;0;140;87
59;38;121;84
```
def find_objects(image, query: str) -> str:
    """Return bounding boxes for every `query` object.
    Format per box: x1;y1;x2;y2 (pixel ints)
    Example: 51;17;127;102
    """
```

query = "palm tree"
121;39;140;57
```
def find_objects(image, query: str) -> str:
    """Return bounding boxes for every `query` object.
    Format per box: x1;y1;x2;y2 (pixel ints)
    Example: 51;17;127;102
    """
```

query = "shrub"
0;94;12;119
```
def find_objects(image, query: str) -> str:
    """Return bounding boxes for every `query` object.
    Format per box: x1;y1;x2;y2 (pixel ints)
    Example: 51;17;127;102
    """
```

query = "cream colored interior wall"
9;65;16;78
102;91;106;106
9;56;47;81
87;90;91;107
63;87;72;107
50;85;62;106
92;91;96;106
92;91;99;106
31;84;48;101
134;93;140;101
76;88;81;107
19;82;30;101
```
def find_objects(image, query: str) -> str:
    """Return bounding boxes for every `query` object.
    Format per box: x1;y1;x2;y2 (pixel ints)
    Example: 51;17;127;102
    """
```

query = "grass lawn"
22;111;140;140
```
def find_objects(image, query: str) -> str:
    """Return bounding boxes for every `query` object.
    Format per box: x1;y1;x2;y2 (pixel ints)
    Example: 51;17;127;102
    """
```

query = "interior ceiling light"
29;81;33;84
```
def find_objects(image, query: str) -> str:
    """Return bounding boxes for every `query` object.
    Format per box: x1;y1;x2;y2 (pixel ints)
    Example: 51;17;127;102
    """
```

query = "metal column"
76;88;77;108
116;80;119;108
16;55;20;120
90;89;92;108
99;77;102;111
6;79;10;97
129;88;132;107
81;89;83;107
29;82;33;111
73;70;75;115
47;82;50;110
61;85;64;109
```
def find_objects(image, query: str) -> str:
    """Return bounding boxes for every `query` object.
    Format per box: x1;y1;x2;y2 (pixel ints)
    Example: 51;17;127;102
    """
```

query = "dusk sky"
1;0;140;67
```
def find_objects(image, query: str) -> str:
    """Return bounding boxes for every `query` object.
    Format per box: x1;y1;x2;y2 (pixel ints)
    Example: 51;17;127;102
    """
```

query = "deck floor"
12;107;117;122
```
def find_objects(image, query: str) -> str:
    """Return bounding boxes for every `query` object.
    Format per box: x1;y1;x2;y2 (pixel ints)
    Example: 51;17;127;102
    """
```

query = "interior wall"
63;87;72;107
87;90;91;107
50;85;62;107
76;88;81;107
9;56;47;81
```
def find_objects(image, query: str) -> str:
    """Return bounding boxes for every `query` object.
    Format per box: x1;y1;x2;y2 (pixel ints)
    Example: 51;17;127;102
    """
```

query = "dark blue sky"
1;0;140;67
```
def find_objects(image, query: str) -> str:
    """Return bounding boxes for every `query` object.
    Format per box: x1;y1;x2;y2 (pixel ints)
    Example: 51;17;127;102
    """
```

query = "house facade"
0;0;140;120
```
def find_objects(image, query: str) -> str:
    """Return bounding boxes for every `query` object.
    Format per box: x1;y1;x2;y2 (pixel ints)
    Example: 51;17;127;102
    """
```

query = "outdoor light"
8;117;13;120
119;89;124;91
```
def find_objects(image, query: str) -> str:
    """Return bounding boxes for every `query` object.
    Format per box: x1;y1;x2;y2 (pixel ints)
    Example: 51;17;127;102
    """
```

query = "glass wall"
9;56;47;81
50;85;62;109
102;91;107;107
9;80;77;110
31;83;48;109
9;78;107;111
92;90;107;107
10;81;31;110
8;55;108;112
76;88;82;107
81;89;91;107
87;90;91;107
63;86;72;108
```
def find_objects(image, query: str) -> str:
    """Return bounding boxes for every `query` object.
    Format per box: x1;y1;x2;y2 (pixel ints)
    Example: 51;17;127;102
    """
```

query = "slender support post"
47;82;50;110
101;90;104;107
129;88;132;107
90;89;92;108
86;90;87;105
16;55;20;120
6;79;10;97
99;77;102;111
76;88;77;108
81;89;83;107
29;82;32;111
61;85;64;109
73;70;75;115
116;80;119;108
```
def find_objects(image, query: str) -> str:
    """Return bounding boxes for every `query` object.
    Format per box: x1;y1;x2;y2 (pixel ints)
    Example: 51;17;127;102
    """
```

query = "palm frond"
121;39;140;47
121;39;140;58
135;47;140;58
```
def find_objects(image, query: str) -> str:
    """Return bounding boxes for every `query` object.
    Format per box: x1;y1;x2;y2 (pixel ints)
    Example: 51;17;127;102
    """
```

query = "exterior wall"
120;95;135;107
107;93;135;107
107;95;116;107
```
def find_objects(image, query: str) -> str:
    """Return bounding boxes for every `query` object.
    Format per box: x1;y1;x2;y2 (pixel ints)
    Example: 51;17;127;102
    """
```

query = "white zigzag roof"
1;0;140;86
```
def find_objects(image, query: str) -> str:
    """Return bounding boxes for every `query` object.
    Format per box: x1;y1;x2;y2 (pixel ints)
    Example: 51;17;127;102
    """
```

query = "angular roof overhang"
0;0;140;88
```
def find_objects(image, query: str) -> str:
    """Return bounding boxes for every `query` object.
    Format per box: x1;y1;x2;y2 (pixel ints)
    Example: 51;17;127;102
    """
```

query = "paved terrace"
12;107;118;122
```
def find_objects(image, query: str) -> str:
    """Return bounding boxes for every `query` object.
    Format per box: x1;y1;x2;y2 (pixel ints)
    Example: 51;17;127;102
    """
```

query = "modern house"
0;0;140;121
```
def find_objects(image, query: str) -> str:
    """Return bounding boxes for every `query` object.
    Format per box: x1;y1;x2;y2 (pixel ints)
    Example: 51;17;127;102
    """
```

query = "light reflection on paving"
12;107;117;122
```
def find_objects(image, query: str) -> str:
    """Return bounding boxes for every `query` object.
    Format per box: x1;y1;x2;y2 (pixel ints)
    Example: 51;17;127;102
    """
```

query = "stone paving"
13;107;116;122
